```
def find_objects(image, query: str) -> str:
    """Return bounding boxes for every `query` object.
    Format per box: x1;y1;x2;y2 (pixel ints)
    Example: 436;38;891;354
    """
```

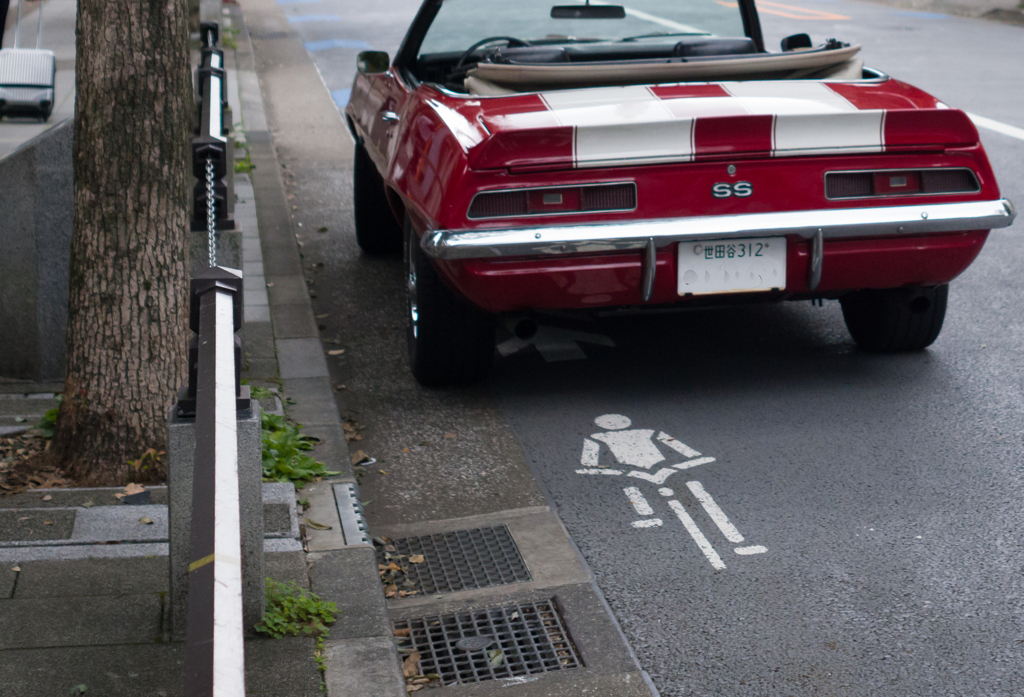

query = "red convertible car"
345;0;1015;385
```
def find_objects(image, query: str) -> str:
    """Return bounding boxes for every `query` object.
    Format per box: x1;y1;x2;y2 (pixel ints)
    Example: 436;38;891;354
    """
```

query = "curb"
227;2;406;695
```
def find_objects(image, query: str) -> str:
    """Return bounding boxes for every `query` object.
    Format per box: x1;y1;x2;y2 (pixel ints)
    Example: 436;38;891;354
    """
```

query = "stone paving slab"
0;509;76;542
0;486;168;509
71;504;168;543
0;637;323;697
0;594;163;649
277;338;330;379
309;547;390;641
10;556;168;598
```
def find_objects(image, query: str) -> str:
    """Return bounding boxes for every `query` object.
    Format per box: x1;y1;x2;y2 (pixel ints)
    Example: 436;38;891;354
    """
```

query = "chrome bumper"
421;199;1016;260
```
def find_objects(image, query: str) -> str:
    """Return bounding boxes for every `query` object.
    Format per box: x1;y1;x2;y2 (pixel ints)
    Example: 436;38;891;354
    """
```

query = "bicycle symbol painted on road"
576;413;766;570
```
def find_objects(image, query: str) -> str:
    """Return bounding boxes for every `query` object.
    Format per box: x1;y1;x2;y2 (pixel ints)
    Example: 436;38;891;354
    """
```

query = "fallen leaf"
80;499;95;508
408;555;425;564
316;313;329;318
43;520;54;525
123;482;145;496
13;417;26;423
387;562;403;572
385;584;398;599
266;282;274;287
305;519;332;530
402;651;421;677
444;433;457;439
402;448;410;453
11;566;20;572
379;470;389;475
139;517;154;525
41;495;52;501
17;517;29;521
384;544;396;552
406;686;422;693
335;384;347;391
411;677;430;684
327;349;345;356
351;450;370;465
393;627;411;637
488;648;505;667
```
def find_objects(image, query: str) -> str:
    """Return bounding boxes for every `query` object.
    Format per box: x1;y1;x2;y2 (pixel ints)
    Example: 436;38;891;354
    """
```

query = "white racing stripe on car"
575;118;696;167
543;86;694;166
773;110;885;157
722;81;859;113
967;113;1024;142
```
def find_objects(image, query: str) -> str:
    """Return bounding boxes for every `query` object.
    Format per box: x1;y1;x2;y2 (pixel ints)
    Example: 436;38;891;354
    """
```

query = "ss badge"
712;181;753;198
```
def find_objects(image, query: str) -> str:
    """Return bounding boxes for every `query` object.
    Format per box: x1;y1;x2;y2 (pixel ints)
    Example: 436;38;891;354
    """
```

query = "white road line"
632;518;663;528
576;468;622;475
658;487;674;497
686;481;744;543
628;467;677;485
735;545;768;555
675;456;715;470
657;432;700;458
968;113;1024;142
624;487;654;515
668;500;725;570
581;438;600;467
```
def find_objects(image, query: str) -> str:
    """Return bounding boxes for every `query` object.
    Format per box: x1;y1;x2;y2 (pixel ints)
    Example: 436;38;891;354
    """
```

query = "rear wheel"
353;141;402;255
840;284;948;352
405;216;495;385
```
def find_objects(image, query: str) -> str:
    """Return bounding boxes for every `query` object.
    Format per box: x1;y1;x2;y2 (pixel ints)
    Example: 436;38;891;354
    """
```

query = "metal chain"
205;157;217;267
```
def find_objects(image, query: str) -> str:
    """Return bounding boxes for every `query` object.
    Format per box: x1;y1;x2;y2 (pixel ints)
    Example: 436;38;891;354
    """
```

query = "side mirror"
780;34;812;51
357;51;390;74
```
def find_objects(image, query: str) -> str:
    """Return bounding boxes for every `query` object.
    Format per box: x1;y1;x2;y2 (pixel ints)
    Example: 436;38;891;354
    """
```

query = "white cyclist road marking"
735;545;768;555
633;519;664;528
658;487;674;497
576;468;623;475
675;456;715;470
686;481;744;543
580;438;600;467
624;487;654;516
628;467;678;485
668;500;726;570
657;432;701;458
968;113;1024;142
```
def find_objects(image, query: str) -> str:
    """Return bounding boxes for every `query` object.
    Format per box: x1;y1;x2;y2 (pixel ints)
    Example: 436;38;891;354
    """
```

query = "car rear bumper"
422;199;1015;260
439;231;992;313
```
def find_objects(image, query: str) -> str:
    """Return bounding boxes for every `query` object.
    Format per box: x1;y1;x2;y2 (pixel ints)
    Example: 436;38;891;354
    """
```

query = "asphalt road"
274;1;1024;694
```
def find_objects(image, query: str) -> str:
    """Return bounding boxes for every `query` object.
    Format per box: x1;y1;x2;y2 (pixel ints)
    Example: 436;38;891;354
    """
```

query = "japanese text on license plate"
677;237;787;296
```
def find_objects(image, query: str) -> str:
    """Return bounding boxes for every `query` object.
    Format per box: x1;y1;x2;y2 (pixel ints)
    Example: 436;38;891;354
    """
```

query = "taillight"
825;168;979;200
468;183;636;220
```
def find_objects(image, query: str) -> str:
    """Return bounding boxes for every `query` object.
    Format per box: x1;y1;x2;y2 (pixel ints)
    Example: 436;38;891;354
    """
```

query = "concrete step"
0;395;60;417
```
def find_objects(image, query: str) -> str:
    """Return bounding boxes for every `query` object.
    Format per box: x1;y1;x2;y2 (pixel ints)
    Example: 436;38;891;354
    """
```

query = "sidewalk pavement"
0;0;76;159
1;5;363;693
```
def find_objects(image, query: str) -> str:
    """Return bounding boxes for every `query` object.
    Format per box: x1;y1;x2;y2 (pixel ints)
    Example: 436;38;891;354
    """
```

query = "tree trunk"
50;0;193;485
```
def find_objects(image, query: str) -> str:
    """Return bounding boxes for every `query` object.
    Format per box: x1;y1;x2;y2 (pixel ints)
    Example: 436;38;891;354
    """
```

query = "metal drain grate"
378;525;530;595
393;599;582;685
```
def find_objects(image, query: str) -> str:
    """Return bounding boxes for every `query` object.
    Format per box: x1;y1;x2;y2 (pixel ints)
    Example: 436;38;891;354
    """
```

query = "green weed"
261;412;340;485
255;579;338;673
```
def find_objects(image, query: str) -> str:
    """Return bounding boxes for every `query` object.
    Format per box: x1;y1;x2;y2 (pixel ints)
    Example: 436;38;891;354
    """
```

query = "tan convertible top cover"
468;44;862;91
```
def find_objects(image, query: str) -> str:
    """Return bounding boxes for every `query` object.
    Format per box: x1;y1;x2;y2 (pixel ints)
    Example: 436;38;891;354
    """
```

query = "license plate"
677;237;787;296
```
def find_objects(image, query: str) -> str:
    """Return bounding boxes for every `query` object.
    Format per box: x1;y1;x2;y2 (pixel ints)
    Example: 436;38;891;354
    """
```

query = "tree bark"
50;0;192;485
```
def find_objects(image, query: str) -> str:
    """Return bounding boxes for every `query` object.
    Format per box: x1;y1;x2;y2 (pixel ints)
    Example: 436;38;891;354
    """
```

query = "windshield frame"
393;0;765;69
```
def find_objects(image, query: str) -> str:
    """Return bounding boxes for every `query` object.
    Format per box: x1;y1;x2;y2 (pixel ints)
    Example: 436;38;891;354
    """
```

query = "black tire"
405;216;495;385
840;284;949;352
353;141;402;255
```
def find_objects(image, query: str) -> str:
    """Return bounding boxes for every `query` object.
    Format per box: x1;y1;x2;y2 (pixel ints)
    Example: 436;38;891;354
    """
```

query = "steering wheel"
454;36;532;71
